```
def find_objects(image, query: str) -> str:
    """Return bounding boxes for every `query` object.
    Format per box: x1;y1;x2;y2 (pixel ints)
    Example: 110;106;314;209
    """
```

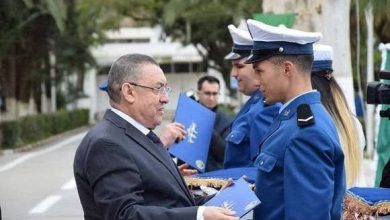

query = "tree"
76;0;262;92
158;0;261;91
0;0;107;117
354;0;390;186
0;0;66;118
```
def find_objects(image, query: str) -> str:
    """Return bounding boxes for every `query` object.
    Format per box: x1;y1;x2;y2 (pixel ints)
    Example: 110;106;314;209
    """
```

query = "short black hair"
197;75;220;90
269;54;314;73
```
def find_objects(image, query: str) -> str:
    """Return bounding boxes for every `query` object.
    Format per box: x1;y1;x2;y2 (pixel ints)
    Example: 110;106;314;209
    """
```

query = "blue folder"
205;177;261;217
169;94;216;172
196;167;257;183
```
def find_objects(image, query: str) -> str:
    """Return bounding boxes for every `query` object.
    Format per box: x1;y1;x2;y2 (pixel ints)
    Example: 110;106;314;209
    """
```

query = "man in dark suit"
73;54;238;220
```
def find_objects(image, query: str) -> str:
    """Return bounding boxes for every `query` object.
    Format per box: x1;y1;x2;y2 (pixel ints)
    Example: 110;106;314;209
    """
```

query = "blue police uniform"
244;18;345;220
224;90;280;168
223;24;280;169
253;91;345;220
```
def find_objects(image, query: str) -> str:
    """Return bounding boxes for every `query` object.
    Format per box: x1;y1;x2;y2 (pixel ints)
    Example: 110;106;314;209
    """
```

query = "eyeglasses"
200;91;220;97
127;82;172;96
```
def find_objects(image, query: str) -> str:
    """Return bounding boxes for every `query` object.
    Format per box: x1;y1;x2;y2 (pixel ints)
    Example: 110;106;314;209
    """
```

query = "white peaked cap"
313;44;333;61
228;24;253;46
245;19;322;63
246;19;322;44
224;24;253;60
312;44;333;72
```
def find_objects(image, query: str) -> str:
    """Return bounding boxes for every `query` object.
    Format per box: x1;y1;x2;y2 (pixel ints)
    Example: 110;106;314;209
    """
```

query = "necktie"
146;131;195;204
146;131;175;164
146;131;164;147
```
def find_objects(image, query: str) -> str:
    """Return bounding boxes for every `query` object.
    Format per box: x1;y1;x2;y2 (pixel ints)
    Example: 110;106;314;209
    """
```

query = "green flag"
375;43;390;186
252;13;296;28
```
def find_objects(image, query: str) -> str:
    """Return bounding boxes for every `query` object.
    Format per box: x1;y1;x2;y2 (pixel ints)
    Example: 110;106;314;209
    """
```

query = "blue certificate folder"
197;167;257;183
169;94;216;172
205;177;261;217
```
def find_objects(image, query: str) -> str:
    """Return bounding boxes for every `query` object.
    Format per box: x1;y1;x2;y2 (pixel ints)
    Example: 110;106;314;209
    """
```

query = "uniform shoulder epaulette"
297;104;315;127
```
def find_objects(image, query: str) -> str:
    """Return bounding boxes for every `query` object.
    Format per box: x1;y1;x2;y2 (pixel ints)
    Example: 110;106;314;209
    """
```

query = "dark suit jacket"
74;110;198;220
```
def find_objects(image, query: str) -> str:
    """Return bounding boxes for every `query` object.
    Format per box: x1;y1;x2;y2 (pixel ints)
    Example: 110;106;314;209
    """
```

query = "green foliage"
56;90;67;110
1;121;22;149
350;0;390;96
0;109;89;149
0;0;98;109
158;0;261;92
0;0;66;57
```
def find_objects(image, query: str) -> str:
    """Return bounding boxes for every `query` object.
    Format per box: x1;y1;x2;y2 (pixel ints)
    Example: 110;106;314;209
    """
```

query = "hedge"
0;109;89;150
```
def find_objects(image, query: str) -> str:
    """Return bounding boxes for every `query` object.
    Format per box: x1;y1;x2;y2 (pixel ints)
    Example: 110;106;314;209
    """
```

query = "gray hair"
107;54;159;103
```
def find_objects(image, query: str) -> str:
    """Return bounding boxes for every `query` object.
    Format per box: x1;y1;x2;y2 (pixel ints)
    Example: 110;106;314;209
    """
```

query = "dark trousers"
380;158;390;188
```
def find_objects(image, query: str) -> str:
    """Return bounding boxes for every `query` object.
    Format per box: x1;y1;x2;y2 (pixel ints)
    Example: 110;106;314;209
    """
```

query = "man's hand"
159;122;186;148
203;207;239;220
178;163;197;176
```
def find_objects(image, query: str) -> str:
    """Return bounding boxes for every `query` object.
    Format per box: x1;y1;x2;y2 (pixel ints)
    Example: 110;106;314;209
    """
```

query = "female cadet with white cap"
311;44;365;188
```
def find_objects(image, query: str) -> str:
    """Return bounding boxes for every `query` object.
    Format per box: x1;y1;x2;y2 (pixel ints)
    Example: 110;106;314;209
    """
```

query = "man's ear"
283;60;294;77
121;83;135;103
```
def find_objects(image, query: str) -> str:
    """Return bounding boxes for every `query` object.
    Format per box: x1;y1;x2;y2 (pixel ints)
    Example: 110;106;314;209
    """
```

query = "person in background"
196;75;233;171
223;24;280;169
74;53;238;220
246;19;345;220
311;44;364;187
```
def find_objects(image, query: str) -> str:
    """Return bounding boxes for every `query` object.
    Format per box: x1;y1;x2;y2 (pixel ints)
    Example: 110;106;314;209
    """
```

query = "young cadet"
223;24;280;169
245;20;346;220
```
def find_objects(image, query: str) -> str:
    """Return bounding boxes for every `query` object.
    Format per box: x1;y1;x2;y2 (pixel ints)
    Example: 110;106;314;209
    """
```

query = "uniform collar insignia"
283;109;290;117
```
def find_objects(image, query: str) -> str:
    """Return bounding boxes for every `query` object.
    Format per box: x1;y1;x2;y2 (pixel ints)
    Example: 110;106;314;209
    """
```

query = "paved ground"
0;132;86;220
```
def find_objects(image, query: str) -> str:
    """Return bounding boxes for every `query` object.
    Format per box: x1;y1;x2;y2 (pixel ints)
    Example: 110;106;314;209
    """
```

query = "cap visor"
311;67;333;73
224;52;244;60
244;54;272;64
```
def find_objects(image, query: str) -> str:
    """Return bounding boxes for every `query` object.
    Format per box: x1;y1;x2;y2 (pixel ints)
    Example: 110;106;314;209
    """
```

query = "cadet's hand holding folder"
169;94;216;172
205;177;261;218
